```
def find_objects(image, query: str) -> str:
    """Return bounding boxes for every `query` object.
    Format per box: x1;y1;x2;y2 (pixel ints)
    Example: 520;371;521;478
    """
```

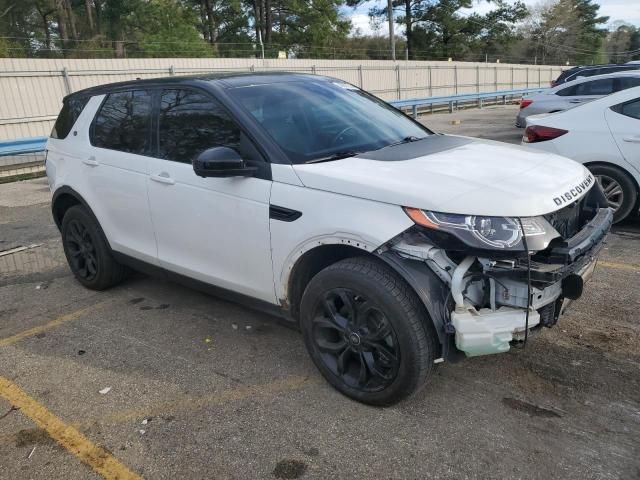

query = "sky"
345;0;640;36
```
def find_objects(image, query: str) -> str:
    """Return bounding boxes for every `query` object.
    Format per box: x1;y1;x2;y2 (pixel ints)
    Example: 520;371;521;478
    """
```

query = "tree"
531;0;609;65
605;22;640;63
357;0;527;60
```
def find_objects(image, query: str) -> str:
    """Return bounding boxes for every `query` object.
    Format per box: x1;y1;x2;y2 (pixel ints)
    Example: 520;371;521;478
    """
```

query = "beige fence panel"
0;58;565;140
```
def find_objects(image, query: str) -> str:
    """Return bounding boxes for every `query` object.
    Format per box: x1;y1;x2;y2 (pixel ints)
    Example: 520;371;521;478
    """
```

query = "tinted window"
613;99;640;120
91;90;152;155
576;78;615;96
556;85;577;96
158;89;243;163
229;80;431;164
51;96;89;139
616;77;640;91
555;68;581;84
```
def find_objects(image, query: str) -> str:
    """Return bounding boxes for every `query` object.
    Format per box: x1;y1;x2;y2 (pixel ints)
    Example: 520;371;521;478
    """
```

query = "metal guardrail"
390;87;546;118
0;136;47;157
0;88;545;158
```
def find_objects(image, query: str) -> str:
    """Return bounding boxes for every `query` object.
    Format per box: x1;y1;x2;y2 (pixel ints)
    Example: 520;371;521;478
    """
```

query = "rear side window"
51;96;89;139
556;85;577;96
91;90;152;155
158;89;242;164
612;99;640;120
576;78;614;96
615;77;640;91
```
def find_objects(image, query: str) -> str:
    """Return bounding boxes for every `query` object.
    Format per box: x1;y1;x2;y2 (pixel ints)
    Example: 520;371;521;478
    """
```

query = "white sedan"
522;86;640;223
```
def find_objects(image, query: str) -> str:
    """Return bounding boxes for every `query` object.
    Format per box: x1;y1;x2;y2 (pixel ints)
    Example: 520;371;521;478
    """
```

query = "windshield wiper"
304;150;362;164
384;136;425;148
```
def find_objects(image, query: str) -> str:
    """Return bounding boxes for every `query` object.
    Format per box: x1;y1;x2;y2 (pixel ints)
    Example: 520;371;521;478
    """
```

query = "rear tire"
589;164;637;223
61;205;128;290
300;257;437;406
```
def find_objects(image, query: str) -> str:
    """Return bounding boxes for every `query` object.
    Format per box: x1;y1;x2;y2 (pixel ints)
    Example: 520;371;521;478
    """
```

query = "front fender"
376;250;463;362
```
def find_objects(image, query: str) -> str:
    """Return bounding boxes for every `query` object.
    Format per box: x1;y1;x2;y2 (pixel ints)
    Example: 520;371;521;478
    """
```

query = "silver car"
516;72;640;127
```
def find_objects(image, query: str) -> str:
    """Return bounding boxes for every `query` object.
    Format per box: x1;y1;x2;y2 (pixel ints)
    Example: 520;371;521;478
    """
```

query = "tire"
589;164;638;223
299;257;437;406
61;205;129;290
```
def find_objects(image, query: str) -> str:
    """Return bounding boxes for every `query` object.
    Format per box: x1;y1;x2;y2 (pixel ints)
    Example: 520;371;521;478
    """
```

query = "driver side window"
158;89;244;164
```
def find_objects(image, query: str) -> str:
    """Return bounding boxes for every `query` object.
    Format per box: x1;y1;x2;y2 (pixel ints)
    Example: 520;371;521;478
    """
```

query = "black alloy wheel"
64;218;99;281
300;257;437;406
311;288;400;392
61;205;129;290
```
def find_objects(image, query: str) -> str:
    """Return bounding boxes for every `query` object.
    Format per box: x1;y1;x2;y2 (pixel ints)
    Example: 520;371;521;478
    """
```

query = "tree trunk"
56;0;70;56
85;0;95;35
42;13;52;51
404;0;412;59
203;0;218;53
94;0;101;35
265;0;272;44
199;0;209;42
63;0;79;42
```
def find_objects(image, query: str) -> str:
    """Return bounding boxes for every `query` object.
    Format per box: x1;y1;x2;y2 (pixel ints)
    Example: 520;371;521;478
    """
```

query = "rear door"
146;87;275;302
77;90;158;263
606;98;640;172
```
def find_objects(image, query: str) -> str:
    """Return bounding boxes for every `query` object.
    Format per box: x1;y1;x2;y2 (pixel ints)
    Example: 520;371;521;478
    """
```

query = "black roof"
572;63;639;70
68;72;327;99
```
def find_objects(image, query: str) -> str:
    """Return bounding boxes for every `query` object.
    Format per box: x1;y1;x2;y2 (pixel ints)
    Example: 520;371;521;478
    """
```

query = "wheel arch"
584;161;640;192
584;161;640;212
286;243;371;321
51;187;110;244
285;243;448;358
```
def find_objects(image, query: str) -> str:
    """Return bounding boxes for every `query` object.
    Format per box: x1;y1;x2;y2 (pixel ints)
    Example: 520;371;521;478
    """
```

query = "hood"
292;135;593;217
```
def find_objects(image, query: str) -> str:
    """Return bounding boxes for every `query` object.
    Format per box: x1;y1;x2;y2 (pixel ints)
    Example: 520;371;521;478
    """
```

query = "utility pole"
388;0;395;61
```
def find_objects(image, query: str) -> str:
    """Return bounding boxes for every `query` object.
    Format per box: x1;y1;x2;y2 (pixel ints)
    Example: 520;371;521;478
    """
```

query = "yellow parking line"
0;300;110;348
0;376;141;480
598;261;640;272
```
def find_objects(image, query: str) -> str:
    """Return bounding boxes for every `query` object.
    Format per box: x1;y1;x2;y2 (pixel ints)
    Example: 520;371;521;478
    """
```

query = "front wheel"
300;257;437;406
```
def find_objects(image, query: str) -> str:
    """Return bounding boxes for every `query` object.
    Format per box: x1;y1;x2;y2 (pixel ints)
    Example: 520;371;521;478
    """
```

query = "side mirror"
192;147;257;178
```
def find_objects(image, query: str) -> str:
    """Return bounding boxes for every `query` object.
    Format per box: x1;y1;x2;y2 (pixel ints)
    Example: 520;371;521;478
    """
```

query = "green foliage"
127;0;213;57
605;22;640;63
524;0;609;65
0;0;635;63
0;36;9;57
365;0;528;60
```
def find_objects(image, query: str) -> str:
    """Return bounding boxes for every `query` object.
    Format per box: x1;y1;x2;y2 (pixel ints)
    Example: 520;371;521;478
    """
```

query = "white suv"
47;73;612;405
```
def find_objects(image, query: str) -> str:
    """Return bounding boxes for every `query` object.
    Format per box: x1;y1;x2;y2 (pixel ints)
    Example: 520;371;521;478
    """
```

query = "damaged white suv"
46;73;612;405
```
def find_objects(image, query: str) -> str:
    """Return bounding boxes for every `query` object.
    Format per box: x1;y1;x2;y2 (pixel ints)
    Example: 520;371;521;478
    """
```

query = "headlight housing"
404;207;556;251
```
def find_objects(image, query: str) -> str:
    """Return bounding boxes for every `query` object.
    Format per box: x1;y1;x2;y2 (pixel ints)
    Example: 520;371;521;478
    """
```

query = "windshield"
228;80;431;164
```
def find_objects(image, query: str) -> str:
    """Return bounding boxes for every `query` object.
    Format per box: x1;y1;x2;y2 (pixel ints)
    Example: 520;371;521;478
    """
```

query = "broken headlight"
403;207;555;251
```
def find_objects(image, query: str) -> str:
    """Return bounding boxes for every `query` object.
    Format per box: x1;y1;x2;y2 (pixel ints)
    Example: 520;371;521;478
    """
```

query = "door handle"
569;99;584;104
82;156;98;166
150;172;175;185
623;136;640;143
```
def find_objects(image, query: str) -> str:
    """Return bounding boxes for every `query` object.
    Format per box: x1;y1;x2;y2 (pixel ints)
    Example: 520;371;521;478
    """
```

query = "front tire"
61;205;128;290
590;165;637;223
300;257;437;406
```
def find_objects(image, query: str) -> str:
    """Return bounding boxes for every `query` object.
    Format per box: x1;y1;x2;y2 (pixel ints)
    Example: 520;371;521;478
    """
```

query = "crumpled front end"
378;183;612;359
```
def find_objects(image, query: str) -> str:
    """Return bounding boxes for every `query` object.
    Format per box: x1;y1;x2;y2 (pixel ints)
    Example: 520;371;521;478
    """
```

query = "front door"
146;88;275;303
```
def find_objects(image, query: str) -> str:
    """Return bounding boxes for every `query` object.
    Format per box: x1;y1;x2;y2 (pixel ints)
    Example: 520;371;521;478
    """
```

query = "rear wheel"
590;165;637;223
61;205;128;290
300;257;437;406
